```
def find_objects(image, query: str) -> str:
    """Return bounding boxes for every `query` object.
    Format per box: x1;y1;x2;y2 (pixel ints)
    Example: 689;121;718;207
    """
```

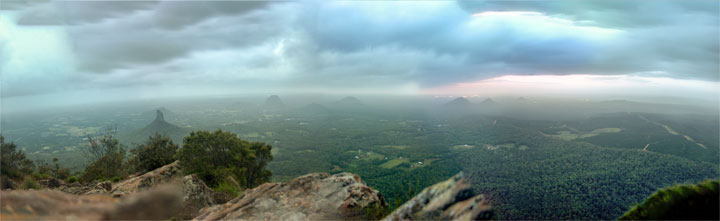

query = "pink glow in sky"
423;74;719;98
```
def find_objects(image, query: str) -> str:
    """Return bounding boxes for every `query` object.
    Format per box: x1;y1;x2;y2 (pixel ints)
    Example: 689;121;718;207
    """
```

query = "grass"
380;145;410;150
380;158;409;169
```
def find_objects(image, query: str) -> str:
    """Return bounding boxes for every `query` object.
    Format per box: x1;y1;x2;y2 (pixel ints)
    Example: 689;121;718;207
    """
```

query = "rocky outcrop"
0;185;183;220
176;174;219;219
194;172;386;220
110;161;182;196
57;180;112;195
382;172;493;220
37;178;64;188
108;161;218;219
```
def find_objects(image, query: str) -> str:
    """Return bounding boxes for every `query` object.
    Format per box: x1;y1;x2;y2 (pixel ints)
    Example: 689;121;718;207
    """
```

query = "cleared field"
550;128;622;140
348;150;385;161
452;144;475;150
380;157;409;168
380;145;410;150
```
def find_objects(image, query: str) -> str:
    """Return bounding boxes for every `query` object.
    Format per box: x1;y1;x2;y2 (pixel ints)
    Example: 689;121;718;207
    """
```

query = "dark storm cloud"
13;1;279;73
1;0;717;98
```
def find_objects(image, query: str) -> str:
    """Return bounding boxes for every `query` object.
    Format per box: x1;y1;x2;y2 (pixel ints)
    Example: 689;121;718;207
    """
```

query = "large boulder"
382;172;493;220
0;185;183;220
175;174;219;219
109;161;219;219
110;161;182;196
194;172;387;220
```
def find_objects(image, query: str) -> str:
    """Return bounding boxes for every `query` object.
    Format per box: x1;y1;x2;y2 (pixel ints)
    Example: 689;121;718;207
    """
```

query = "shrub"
128;133;178;173
80;129;127;183
110;176;122;182
81;153;125;183
20;176;40;190
175;130;272;189
32;173;51;180
1;135;34;179
66;176;78;183
213;180;242;197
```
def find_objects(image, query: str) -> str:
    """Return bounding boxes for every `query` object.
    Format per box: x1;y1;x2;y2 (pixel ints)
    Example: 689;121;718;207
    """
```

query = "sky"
1;0;718;109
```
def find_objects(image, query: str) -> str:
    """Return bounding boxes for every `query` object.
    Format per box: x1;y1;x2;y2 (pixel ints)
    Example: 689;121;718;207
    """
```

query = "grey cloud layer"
2;0;718;97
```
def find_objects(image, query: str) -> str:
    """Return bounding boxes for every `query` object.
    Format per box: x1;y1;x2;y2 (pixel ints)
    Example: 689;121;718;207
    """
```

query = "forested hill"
452;123;719;219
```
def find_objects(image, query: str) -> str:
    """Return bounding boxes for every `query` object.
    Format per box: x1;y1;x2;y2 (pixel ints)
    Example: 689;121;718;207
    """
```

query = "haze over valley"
1;0;718;220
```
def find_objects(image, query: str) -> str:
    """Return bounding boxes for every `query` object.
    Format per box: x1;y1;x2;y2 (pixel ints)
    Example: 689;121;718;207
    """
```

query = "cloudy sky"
1;0;718;107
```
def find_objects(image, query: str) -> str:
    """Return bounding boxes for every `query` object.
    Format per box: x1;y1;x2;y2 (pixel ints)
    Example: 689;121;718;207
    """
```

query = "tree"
128;133;178;173
1;135;34;179
175;130;272;188
245;142;273;188
80;129;126;182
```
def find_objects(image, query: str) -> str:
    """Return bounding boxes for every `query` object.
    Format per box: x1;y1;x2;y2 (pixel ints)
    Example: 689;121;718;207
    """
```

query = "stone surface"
110;160;182;196
194;172;386;220
0;185;183;220
175;174;219;219
382;172;493;221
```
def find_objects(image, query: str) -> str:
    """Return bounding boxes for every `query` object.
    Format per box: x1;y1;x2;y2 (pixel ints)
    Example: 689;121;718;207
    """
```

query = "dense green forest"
2;101;718;219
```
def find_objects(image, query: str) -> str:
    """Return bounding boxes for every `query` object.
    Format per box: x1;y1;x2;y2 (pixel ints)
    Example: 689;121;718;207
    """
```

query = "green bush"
20;176;40;190
110;176;122;182
80;130;127;183
175;130;273;189
66;176;78;183
32;173;51;180
128;133;178;173
213;180;242;197
620;180;719;220
1;135;34;179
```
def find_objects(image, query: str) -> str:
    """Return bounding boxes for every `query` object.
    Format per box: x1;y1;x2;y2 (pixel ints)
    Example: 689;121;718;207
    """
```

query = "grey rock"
382;172;493;221
194;172;386;220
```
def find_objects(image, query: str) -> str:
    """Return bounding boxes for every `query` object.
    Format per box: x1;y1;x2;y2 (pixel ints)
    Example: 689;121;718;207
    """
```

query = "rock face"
109;161;219;219
176;174;219;219
382;172;493;220
194;172;386;220
110;161;183;196
0;185;183;220
57;181;112;195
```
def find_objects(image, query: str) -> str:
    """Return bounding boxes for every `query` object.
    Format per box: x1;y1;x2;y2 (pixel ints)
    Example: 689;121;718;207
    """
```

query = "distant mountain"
124;110;187;145
141;107;175;120
445;97;472;107
479;98;497;105
332;96;363;108
264;95;285;108
339;96;362;104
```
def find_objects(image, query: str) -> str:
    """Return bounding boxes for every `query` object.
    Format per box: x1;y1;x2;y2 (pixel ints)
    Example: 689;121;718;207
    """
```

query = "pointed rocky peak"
264;95;284;108
155;110;165;122
445;97;471;107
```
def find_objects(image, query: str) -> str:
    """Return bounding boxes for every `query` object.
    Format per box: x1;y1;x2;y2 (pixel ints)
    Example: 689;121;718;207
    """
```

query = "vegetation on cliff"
619;180;719;220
